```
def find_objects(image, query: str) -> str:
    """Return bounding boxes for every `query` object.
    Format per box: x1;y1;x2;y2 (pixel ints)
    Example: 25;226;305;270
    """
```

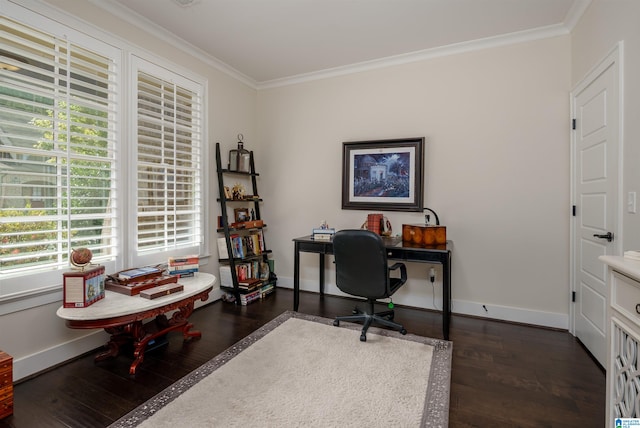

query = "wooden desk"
293;235;452;340
56;273;215;375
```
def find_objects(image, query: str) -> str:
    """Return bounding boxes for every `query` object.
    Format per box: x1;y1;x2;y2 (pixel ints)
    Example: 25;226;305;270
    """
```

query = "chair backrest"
333;229;390;299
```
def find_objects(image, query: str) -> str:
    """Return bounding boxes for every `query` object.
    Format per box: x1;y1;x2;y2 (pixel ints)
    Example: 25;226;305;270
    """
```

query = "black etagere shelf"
215;142;276;305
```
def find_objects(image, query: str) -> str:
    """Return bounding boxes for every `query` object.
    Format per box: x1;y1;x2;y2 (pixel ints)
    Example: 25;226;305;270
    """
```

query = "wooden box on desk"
63;265;105;308
402;224;447;246
139;283;184;300
105;275;178;296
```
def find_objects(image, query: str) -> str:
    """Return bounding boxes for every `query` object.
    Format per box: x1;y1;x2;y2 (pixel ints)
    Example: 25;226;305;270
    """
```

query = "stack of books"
219;262;276;306
312;228;335;241
168;255;199;277
238;277;262;291
239;282;276;306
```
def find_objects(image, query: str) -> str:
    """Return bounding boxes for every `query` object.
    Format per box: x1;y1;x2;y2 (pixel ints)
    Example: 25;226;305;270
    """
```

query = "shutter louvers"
0;15;118;277
136;71;202;253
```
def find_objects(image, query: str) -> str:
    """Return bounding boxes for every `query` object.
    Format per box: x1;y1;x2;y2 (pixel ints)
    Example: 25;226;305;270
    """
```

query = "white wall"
572;0;640;252
256;36;572;327
0;0;257;381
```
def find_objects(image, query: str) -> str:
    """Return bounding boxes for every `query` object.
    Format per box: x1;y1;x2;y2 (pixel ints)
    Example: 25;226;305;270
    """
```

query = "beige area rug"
110;311;452;427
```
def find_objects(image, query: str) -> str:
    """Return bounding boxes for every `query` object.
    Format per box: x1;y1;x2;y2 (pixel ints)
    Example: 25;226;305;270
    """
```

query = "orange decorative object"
402;224;447;246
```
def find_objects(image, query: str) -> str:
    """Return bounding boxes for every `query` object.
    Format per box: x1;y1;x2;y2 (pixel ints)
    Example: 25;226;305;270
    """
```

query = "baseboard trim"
452;299;568;330
13;330;109;382
277;277;569;331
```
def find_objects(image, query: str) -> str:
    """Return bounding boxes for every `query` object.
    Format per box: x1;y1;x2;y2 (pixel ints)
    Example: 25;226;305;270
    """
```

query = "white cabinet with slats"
601;256;640;427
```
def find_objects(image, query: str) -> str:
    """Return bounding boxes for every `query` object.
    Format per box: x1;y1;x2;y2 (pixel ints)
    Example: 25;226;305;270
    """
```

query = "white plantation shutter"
0;12;119;294
134;63;203;257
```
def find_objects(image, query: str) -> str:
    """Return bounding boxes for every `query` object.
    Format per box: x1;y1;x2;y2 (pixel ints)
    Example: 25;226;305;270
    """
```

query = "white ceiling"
99;0;590;87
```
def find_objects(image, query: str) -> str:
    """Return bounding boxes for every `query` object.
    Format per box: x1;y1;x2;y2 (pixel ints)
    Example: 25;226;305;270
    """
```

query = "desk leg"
294;242;300;311
319;254;325;296
443;253;452;340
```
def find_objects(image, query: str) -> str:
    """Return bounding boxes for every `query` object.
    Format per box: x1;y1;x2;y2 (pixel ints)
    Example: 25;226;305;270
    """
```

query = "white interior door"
571;46;621;367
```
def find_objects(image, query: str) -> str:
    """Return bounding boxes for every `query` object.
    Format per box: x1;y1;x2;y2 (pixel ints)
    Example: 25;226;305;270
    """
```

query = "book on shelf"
236;263;249;281
239;282;262;293
238;277;262;289
239;282;276;305
230;234;244;258
220;263;268;290
217;237;229;259
220;229;268;260
219;265;233;287
261;282;275;295
239;289;262;305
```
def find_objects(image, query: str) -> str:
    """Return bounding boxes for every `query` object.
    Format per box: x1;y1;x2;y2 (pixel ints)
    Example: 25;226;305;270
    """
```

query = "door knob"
593;231;614;242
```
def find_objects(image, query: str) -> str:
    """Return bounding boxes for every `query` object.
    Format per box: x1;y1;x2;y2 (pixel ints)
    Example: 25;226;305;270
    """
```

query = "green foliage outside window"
0;206;59;269
1;98;113;271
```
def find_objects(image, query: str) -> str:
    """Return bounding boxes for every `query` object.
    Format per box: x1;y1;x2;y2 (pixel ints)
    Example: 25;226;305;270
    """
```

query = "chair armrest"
388;262;407;282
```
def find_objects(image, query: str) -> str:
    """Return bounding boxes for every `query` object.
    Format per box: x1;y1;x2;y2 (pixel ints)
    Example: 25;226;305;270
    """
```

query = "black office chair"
332;229;408;342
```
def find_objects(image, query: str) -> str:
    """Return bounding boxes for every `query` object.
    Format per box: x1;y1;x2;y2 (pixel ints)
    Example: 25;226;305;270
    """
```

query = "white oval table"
56;272;215;375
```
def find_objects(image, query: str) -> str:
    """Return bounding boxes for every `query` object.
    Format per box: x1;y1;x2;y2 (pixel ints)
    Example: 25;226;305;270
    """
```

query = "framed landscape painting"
342;137;424;212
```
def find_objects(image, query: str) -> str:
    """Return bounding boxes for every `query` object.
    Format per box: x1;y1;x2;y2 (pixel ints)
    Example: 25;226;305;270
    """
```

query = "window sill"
0;286;62;316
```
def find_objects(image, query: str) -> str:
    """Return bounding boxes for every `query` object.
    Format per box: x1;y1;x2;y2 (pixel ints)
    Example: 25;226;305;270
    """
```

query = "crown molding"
564;0;592;31
45;0;587;91
257;23;570;90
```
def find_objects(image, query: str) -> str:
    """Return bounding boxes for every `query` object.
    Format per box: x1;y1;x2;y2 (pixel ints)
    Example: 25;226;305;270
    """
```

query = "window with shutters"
131;58;204;265
0;5;207;306
0;13;120;298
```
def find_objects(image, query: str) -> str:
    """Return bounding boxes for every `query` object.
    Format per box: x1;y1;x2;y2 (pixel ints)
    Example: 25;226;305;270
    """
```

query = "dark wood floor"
0;288;605;427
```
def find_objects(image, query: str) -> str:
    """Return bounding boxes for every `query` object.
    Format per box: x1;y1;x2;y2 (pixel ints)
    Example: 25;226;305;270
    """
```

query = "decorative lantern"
228;134;251;172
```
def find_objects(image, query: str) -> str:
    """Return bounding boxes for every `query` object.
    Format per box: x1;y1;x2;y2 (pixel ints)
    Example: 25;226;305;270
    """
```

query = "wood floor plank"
0;289;605;427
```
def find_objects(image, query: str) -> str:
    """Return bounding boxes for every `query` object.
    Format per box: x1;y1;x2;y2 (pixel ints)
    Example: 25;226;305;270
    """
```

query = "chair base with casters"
333;299;407;342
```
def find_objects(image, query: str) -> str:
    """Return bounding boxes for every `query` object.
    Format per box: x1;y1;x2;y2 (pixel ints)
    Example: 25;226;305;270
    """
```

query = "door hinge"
572;118;576;130
572;205;576;216
572;291;576;302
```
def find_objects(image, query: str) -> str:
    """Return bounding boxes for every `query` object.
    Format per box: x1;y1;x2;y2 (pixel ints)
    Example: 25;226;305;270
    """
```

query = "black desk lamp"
424;208;440;225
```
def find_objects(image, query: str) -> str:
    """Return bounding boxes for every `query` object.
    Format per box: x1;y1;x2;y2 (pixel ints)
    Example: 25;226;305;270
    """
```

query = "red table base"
66;288;211;375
